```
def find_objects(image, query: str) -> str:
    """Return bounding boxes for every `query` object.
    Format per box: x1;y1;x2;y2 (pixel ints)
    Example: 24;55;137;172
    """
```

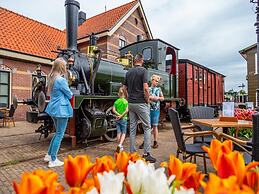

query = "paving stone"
0;121;214;193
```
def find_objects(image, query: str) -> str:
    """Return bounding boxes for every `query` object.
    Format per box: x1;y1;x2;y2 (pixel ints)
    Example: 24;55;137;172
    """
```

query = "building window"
255;53;258;74
135;18;138;25
204;72;206;84
119;36;126;48
0;71;10;107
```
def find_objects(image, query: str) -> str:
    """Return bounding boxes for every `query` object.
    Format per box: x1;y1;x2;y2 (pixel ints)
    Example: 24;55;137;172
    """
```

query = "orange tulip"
67;187;82;194
32;169;62;189
161;155;197;186
81;177;98;193
201;173;242;194
13;170;64;194
243;166;259;193
115;151;142;175
217;151;259;185
202;139;233;170
92;155;116;176
184;171;205;191
64;155;95;187
13;173;45;194
217;151;246;184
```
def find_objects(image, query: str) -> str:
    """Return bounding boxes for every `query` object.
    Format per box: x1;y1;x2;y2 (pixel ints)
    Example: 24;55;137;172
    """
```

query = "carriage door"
165;47;177;98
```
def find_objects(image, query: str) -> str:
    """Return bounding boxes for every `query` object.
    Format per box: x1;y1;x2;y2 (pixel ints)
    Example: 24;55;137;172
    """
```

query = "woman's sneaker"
48;159;64;168
44;154;51;162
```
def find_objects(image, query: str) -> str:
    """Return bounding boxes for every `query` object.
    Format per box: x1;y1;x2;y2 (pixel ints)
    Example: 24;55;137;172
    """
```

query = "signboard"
222;102;234;117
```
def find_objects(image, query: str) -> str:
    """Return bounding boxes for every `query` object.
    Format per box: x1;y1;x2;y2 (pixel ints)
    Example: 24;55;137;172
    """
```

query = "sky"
0;0;256;92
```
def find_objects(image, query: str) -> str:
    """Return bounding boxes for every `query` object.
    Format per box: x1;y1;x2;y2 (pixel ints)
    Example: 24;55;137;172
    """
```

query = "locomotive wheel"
103;106;117;142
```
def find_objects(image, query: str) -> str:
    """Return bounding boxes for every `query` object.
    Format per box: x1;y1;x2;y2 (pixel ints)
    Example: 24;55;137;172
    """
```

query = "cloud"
0;0;256;91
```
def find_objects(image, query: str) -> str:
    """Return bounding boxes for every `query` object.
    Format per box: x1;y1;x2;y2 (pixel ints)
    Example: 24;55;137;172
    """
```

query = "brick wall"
1;58;51;121
78;9;149;62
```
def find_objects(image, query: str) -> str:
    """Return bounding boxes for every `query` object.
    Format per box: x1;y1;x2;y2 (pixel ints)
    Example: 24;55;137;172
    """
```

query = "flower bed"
13;139;259;194
234;108;257;121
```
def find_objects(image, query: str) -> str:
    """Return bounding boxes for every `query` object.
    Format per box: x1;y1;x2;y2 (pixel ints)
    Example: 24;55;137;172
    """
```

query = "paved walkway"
0;121;213;193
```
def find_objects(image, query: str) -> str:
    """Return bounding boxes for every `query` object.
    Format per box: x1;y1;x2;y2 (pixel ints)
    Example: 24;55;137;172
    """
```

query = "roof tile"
0;7;66;59
0;0;137;60
78;0;138;39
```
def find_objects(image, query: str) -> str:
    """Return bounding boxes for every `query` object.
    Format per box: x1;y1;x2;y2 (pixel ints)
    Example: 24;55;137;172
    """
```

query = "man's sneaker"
48;159;64;168
139;142;144;149
152;141;158;149
44;154;51;162
143;153;156;163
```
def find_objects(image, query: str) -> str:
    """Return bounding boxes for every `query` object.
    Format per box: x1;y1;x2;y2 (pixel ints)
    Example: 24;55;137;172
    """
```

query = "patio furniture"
218;112;259;164
191;118;252;138
189;106;215;144
168;108;219;173
0;103;8;127
3;104;16;128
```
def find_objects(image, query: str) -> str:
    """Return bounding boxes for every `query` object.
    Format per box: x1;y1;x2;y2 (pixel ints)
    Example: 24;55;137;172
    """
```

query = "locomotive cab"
120;39;179;100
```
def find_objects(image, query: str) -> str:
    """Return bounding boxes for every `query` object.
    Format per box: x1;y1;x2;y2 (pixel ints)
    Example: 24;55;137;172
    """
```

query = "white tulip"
142;167;171;194
174;187;195;194
97;171;124;194
127;160;154;194
86;188;99;194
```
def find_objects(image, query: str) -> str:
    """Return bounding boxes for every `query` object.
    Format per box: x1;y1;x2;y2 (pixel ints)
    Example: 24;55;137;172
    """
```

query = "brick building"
0;0;152;120
239;44;257;106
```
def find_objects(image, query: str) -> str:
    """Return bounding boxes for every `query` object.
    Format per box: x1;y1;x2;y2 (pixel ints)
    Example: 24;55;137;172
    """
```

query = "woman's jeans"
47;117;68;161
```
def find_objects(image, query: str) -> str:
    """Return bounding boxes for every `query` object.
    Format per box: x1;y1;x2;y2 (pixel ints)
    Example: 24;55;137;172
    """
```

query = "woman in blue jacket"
44;57;73;168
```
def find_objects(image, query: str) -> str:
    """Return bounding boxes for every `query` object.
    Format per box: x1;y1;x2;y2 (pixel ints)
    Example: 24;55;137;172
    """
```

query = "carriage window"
199;70;203;81
194;69;198;81
142;47;152;60
0;71;10;107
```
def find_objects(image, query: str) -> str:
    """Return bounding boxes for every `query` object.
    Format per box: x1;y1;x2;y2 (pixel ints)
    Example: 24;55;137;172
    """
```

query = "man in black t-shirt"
123;53;156;163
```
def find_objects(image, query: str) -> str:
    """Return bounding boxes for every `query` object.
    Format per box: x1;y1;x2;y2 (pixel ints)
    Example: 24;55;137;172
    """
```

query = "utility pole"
251;0;259;109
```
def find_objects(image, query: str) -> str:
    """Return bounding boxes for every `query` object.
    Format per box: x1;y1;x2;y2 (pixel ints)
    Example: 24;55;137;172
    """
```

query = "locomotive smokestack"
65;0;80;51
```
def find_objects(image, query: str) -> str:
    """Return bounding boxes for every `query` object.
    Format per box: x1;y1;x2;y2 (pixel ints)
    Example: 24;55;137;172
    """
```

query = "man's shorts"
150;109;160;126
116;119;127;134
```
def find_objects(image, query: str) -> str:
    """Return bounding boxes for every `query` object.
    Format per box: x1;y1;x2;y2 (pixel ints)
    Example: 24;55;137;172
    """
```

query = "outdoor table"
191;118;253;138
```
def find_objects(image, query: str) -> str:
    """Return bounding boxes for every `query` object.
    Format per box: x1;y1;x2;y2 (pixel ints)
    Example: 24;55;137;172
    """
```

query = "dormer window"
119;36;126;48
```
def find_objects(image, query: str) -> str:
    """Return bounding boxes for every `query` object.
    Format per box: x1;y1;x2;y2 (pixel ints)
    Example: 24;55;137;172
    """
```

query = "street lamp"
251;0;259;109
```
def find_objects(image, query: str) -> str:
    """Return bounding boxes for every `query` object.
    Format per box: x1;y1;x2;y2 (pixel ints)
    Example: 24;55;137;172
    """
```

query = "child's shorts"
150;109;160;126
116;119;127;134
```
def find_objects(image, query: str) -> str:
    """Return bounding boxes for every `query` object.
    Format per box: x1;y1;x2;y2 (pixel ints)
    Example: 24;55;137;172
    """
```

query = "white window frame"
0;70;11;107
119;36;126;48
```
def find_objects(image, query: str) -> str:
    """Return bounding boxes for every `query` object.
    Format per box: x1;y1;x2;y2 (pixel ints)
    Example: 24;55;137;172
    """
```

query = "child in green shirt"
112;87;128;153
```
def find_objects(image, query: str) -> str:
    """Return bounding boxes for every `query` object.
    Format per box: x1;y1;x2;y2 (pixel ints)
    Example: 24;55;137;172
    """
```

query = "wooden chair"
218;112;259;164
3;104;16;128
168;108;219;173
0;103;8;127
190;106;215;144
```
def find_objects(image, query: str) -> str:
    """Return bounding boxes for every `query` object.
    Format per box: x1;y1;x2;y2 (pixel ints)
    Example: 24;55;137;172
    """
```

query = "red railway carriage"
178;59;225;118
